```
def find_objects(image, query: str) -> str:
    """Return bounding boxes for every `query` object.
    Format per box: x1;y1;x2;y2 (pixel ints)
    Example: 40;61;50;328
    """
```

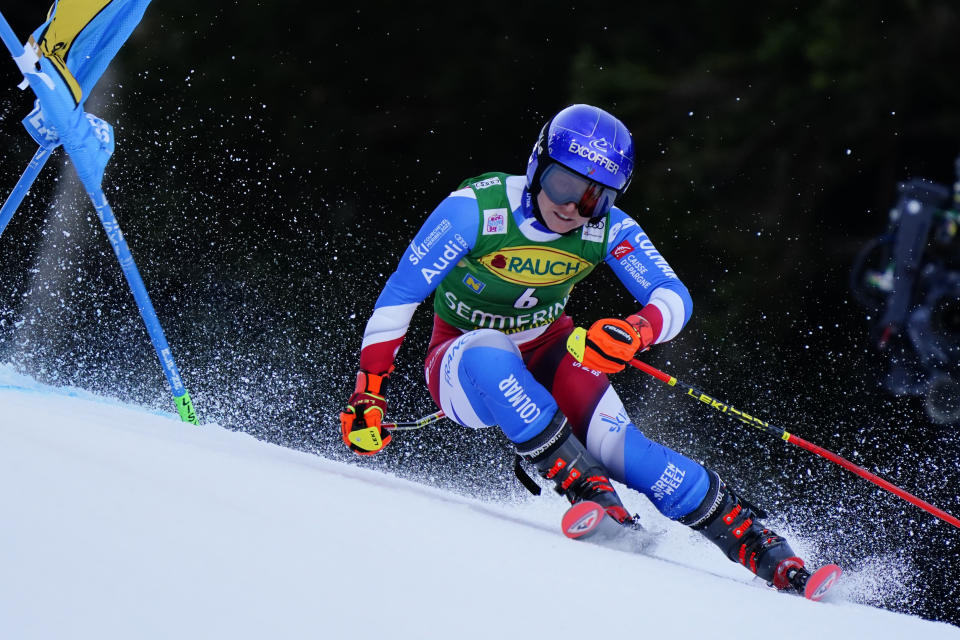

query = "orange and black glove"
340;368;393;455
566;315;655;374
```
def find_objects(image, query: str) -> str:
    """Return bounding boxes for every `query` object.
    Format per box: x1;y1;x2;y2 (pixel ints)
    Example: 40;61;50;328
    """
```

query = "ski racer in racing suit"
339;104;814;593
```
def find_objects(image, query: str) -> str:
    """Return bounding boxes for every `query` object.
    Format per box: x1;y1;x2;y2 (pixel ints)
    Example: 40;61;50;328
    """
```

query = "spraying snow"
1;364;957;639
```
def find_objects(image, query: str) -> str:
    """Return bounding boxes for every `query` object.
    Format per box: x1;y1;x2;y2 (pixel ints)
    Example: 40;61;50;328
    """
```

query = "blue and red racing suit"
358;173;710;519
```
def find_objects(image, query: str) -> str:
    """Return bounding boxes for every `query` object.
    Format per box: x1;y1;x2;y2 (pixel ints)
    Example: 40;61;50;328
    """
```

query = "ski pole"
628;357;960;530
383;410;445;431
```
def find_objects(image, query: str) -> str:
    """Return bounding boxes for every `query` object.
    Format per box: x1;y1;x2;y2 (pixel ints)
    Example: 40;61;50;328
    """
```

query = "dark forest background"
1;1;959;626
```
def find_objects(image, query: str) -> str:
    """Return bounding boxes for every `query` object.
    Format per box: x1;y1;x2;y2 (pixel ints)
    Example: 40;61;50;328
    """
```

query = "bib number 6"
513;288;539;309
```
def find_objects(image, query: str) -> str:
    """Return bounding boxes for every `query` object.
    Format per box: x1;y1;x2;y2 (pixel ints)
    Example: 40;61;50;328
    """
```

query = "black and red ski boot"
679;470;807;590
515;411;632;525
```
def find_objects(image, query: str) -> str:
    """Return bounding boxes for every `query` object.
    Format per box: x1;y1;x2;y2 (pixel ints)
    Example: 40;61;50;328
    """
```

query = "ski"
561;500;842;601
792;563;843;602
561;500;623;541
560;500;652;553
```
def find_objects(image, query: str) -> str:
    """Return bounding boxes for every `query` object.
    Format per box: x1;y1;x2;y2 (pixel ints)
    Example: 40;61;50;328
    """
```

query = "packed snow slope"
1;365;957;640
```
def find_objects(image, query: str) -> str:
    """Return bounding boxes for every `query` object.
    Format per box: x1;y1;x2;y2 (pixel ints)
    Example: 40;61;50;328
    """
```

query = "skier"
339;104;815;594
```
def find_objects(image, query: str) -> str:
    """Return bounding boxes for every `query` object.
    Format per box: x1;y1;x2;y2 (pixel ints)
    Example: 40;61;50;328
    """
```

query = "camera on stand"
850;156;960;424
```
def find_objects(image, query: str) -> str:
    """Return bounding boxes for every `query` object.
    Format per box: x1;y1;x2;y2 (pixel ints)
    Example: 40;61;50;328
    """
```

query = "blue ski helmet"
526;104;635;211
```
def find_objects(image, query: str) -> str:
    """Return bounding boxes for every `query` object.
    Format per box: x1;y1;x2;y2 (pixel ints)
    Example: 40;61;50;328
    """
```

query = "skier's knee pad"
455;331;533;422
437;329;520;429
456;329;522;380
438;329;555;441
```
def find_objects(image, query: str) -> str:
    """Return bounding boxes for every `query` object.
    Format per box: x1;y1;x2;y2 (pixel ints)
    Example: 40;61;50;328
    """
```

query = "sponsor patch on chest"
478;246;592;286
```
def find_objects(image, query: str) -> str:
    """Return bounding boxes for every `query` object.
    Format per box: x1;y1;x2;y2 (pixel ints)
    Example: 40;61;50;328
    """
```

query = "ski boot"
679;470;806;592
515;411;633;525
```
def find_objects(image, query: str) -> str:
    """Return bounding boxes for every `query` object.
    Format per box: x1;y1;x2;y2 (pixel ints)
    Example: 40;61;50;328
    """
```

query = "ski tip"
804;564;843;601
561;500;607;539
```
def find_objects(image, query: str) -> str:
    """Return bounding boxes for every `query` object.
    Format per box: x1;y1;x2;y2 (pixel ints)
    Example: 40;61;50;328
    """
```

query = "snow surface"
1;364;958;640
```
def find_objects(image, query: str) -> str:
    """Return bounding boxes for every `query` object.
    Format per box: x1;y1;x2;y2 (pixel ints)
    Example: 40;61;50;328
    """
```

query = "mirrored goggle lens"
540;163;617;218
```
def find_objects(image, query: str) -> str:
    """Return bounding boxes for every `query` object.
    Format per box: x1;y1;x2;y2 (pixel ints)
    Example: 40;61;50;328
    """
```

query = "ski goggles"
540;163;619;219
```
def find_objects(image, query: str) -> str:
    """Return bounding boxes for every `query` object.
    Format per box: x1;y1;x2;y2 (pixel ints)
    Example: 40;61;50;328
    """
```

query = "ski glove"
566;316;654;374
340;368;393;455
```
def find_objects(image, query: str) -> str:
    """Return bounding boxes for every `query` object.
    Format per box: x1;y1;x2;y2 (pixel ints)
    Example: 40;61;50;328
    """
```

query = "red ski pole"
629;358;960;530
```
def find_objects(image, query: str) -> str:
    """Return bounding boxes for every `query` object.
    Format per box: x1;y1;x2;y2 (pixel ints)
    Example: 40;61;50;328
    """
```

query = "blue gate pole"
87;187;198;424
0;146;51;239
1;11;197;424
0;16;50;239
0;8;21;53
